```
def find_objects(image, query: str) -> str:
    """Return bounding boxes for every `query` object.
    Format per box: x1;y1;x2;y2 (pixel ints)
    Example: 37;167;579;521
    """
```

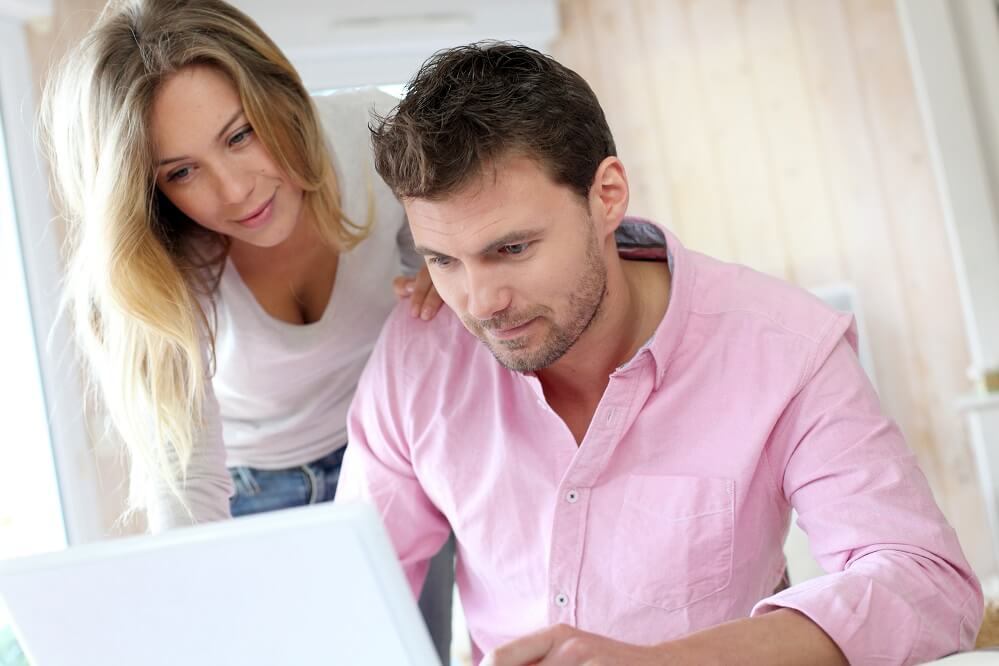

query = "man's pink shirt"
337;222;982;664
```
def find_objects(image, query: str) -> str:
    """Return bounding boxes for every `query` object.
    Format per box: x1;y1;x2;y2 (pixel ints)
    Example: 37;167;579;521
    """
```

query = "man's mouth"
486;318;537;340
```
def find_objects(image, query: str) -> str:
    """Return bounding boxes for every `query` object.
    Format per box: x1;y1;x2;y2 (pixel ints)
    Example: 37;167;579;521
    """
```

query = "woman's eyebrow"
156;108;245;167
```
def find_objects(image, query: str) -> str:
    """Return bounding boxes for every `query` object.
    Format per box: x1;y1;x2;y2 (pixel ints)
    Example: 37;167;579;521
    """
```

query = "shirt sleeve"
369;90;421;278
395;218;423;277
140;326;234;532
752;320;983;664
335;305;452;597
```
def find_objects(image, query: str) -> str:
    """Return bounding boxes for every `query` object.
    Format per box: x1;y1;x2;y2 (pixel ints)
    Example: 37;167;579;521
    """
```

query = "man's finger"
413;266;433;291
393;275;415;297
420;289;444;320
484;626;565;666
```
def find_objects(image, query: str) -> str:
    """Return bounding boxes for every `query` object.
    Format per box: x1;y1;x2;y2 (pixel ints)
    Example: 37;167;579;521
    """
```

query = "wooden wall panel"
554;0;996;577
742;0;846;286
692;0;788;272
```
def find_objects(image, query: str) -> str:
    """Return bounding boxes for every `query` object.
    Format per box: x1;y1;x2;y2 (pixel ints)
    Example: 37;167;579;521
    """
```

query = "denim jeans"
229;446;454;664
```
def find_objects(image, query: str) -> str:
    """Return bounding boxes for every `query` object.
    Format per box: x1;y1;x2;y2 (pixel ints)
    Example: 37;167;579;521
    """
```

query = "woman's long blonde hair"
40;0;366;513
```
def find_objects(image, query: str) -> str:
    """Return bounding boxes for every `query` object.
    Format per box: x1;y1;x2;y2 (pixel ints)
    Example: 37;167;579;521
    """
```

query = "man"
336;43;982;665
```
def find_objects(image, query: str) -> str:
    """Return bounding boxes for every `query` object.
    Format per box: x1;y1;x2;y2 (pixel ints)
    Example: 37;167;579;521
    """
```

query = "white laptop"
0;502;440;666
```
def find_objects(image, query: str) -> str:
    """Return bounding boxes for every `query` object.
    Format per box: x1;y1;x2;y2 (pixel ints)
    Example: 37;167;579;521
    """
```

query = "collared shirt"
337;219;982;664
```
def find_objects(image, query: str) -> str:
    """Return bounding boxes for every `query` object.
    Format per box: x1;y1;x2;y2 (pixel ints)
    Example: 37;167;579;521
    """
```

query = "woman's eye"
167;166;191;182
229;126;253;147
501;243;530;256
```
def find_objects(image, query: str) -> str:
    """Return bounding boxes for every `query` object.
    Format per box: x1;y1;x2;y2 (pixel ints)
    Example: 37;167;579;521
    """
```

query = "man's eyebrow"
413;245;450;258
477;229;544;255
414;229;544;259
156;108;245;167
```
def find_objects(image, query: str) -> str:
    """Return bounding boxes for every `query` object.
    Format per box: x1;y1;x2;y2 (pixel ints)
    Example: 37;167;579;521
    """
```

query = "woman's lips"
234;195;274;229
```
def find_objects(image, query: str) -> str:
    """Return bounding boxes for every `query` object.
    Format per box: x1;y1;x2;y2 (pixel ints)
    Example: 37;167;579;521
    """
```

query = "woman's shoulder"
312;88;405;245
311;87;400;182
311;87;399;130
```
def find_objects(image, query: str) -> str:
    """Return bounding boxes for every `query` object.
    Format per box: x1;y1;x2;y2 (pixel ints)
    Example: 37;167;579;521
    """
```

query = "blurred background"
1;1;998;664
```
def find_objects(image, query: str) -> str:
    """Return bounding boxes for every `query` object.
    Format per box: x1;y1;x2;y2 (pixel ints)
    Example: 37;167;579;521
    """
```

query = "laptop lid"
0;502;440;666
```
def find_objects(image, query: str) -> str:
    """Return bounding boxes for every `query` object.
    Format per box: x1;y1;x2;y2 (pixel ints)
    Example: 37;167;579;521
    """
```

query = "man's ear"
588;156;630;237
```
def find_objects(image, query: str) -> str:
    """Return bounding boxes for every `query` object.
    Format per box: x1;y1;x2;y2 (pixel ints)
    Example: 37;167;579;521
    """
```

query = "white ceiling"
229;0;560;91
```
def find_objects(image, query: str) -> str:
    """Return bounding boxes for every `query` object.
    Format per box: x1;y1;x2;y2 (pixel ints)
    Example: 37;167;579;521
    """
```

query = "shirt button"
554;592;569;607
565;489;579;503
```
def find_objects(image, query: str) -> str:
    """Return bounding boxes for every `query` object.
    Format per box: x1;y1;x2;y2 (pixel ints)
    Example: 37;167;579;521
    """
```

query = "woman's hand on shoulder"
393;265;446;320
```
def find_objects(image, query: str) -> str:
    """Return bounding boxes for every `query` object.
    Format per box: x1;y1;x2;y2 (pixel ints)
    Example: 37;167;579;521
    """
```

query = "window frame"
0;15;105;546
896;0;999;568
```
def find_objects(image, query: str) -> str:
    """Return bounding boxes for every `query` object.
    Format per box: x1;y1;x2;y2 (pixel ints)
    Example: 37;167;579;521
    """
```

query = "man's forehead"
406;206;508;239
401;152;576;251
403;185;517;238
402;153;555;222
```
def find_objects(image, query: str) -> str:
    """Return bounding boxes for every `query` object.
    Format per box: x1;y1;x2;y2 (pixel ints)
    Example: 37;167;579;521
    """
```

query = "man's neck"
536;256;670;441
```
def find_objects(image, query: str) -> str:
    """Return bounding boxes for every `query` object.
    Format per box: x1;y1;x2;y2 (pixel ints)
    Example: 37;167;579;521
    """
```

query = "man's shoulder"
685;250;850;346
378;300;485;374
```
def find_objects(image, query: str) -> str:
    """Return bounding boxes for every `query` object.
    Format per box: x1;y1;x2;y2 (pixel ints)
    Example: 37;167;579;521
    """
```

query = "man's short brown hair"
371;42;617;200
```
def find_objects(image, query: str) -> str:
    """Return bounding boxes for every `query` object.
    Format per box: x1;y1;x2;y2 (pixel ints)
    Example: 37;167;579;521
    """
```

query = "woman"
40;0;452;658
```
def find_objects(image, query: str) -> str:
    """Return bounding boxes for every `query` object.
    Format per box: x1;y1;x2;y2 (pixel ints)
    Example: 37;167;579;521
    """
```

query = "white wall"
0;0;51;20
230;0;559;90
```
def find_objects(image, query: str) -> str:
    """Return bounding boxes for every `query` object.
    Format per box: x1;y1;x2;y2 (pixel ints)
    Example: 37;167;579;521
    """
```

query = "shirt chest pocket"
611;475;734;611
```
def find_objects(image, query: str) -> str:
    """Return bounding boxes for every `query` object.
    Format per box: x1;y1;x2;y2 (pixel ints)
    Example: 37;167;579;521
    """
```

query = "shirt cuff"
751;571;925;665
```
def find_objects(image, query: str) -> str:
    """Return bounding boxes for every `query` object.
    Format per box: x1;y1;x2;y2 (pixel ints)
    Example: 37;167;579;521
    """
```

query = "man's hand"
482;624;680;666
482;610;847;666
393;265;445;320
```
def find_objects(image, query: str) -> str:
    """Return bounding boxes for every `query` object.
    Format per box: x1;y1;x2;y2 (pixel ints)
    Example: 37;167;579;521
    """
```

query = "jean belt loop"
236;466;261;495
301;464;322;504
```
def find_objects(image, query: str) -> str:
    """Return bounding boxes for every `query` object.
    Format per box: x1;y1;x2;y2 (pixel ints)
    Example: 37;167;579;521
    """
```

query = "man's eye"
501;243;530;255
427;256;453;268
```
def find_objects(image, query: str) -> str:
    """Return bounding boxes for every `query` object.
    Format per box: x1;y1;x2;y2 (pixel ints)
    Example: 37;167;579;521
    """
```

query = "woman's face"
150;65;305;248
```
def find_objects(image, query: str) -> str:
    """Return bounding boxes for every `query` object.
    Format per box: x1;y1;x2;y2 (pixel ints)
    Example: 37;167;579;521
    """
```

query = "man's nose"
465;266;511;322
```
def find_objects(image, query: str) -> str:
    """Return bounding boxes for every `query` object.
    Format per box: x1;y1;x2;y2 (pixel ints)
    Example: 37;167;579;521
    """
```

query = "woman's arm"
141;356;234;532
393;214;445;319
